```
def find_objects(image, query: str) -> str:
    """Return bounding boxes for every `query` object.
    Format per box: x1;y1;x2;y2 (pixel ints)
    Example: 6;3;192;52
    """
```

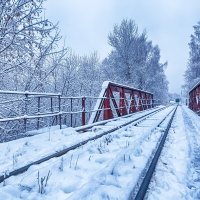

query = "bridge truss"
0;81;158;141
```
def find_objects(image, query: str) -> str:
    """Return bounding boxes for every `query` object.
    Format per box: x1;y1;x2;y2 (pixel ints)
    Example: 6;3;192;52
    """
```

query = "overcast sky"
44;0;200;94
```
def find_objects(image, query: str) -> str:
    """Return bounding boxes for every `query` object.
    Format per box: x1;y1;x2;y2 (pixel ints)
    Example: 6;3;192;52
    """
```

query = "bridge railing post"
130;94;136;113
144;94;147;109
139;93;143;111
70;98;73;127
119;88;127;116
50;97;54;126
82;96;86;126
24;93;28;132
58;94;62;129
103;89;113;120
37;96;40;130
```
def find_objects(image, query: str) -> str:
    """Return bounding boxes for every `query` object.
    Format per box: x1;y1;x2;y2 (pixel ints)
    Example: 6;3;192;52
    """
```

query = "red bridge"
89;81;154;123
0;81;155;141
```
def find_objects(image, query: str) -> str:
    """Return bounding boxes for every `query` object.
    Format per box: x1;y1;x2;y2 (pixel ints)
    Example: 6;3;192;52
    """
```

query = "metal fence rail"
0;83;159;141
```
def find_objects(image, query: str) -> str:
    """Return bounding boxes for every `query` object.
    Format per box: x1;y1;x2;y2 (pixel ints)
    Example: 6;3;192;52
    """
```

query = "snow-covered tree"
145;45;169;103
102;19;169;103
104;19;150;87
184;21;200;91
0;0;62;91
49;50;102;97
76;52;102;96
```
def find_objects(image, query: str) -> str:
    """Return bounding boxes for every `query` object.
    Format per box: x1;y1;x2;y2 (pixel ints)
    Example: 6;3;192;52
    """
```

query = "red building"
189;80;200;113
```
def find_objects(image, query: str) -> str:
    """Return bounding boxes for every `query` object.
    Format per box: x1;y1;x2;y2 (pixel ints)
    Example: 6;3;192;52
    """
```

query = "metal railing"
0;89;160;141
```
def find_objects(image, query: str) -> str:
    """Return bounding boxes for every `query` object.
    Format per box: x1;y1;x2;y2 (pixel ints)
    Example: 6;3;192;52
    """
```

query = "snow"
146;106;190;199
0;105;199;199
102;81;110;89
0;90;61;96
146;105;200;200
0;107;163;176
181;106;200;199
102;81;153;95
88;81;108;124
189;79;200;93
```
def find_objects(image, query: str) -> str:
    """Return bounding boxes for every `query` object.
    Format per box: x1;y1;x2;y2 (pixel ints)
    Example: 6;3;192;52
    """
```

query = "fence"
0;82;159;141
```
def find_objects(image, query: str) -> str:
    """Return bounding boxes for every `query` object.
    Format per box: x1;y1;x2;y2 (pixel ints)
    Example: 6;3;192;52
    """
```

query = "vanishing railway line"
129;105;177;200
67;105;177;200
0;105;178;200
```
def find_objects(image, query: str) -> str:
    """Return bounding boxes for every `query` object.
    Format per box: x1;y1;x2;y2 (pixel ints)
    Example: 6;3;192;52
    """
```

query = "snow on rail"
146;106;195;199
88;81;109;124
0;106;180;200
0;90;61;96
0;107;162;177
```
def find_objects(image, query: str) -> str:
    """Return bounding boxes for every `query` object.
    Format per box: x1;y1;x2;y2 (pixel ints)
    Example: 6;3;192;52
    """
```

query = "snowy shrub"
74;155;80;170
2;170;10;186
104;135;113;145
126;140;130;147
59;157;64;172
97;140;109;154
12;154;17;169
123;154;126;163
88;155;92;161
69;154;73;168
37;170;51;194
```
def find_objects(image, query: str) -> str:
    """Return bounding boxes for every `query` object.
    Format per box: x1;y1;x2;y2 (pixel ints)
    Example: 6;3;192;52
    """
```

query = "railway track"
0;105;177;200
128;105;177;200
66;105;178;200
0;107;170;183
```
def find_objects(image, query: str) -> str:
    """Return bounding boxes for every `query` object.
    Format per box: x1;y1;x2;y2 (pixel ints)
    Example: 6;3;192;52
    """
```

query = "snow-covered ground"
146;105;200;200
0;106;175;200
0;107;163;176
1;105;199;200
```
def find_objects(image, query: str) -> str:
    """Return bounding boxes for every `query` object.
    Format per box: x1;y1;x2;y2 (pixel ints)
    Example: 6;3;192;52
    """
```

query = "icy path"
0;106;174;200
146;105;200;200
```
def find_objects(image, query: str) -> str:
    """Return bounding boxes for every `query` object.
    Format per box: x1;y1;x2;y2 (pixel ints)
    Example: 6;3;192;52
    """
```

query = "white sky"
44;0;200;94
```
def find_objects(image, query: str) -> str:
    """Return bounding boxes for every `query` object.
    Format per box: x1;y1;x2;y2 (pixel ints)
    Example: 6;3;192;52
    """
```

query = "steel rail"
0;106;171;184
75;106;167;132
128;105;178;200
